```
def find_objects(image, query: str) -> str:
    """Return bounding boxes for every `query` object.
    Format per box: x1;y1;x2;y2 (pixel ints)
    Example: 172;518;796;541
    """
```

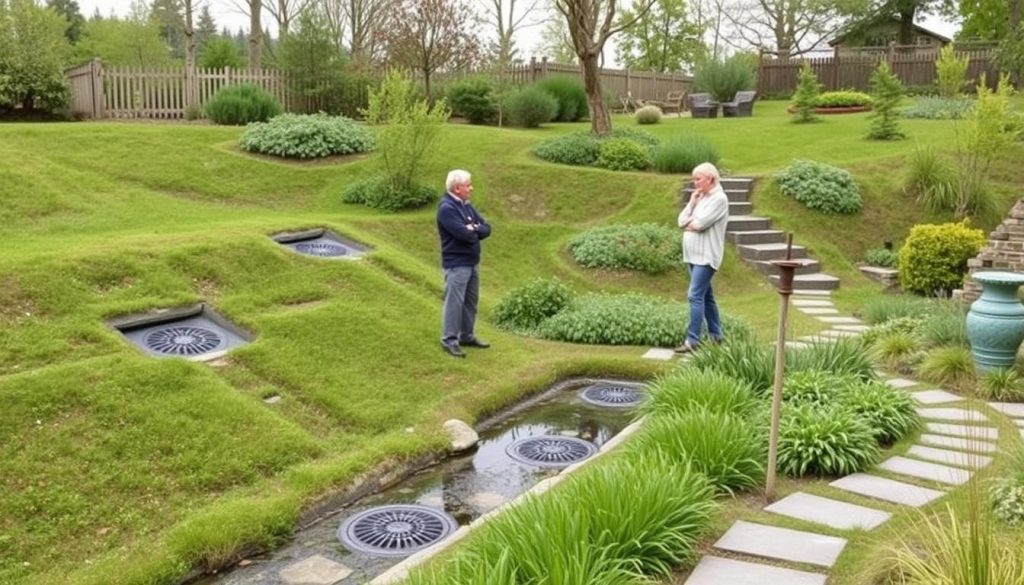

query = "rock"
443;419;478;452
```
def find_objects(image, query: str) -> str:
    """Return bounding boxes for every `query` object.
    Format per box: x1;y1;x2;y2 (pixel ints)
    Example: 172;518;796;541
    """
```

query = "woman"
675;162;730;353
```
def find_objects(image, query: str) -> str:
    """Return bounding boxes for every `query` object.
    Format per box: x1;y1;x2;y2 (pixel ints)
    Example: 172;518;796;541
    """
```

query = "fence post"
530;57;538;82
541;56;549;79
831;46;840;90
90;58;104;119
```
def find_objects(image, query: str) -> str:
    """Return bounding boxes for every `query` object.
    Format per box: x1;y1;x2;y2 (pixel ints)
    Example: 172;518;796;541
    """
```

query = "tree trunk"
897;6;915;45
581;52;610;135
249;0;263;69
184;0;196;108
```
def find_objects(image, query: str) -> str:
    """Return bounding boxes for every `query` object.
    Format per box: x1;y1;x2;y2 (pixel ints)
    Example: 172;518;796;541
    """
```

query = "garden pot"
966;271;1024;371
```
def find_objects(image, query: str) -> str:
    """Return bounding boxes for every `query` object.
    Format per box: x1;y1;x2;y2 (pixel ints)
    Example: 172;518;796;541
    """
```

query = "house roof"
829;18;952;46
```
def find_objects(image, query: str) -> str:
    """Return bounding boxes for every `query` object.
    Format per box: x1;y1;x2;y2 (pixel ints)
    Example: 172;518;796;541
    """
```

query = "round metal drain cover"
505;435;598;468
145;326;224;356
338;505;457;557
580;383;645;408
293;241;348;257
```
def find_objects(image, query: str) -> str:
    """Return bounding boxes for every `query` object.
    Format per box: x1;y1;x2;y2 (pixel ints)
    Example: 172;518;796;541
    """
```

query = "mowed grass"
1;99;1021;584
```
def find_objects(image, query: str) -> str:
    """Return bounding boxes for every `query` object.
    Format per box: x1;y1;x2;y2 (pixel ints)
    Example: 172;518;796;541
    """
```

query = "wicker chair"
688;93;718;118
721;91;757;117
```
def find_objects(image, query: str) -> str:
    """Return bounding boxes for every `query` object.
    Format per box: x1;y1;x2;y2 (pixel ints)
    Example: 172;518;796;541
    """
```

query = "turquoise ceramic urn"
966;271;1024;371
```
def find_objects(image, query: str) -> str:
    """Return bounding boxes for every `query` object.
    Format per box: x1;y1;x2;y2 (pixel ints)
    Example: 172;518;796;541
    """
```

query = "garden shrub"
341;175;436;212
567;223;680;273
691;340;775;393
905;145;957;213
814;91;872;108
640;369;757;418
841;380;918;443
898;222;986;296
533;132;601;166
635;104;662;124
775;159;862;214
205;83;283;125
445;77;497;124
791;62;821;123
782;370;850;407
596;138;651;171
918;345;974;387
918;301;968;347
536;76;588;122
693;54;757;103
978;369;1024;401
936;45;969;98
608;127;659;149
493;278;573;332
870;330;920;366
651;134;720;174
992;449;1024;527
538;293;686;346
239;113;374;159
867;61;905;140
861;315;924;346
864;247;898;268
901;97;974;120
777;403;879;476
503;86;558;128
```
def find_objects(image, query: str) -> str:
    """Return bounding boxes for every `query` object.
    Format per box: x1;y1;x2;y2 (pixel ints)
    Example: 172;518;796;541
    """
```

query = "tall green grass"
651;135;720;173
639;368;757;418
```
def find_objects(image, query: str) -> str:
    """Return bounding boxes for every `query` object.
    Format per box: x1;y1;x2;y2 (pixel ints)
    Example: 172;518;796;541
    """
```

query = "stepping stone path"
684;375;1001;585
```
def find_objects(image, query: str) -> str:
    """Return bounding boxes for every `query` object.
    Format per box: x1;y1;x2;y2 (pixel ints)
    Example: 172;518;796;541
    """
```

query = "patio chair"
688;93;718;118
721;91;757;117
661;90;685;116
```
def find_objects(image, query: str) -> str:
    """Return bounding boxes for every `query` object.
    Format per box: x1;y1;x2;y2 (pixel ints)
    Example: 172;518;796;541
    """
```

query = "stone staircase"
684;177;840;291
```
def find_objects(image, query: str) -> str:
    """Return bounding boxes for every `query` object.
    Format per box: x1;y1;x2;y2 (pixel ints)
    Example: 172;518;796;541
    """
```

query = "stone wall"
956;199;1024;303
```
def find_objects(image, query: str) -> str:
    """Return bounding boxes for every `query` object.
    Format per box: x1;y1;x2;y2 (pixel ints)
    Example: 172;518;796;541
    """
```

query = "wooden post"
90;58;104;119
766;234;800;502
831;45;840;91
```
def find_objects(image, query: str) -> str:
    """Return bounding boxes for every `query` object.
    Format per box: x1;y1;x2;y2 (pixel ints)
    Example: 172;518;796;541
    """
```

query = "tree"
150;0;185;57
483;0;540;69
0;0;71;111
277;9;348;112
614;0;703;72
262;0;312;38
867;60;904;140
555;0;656;135
839;0;953;46
791;61;821;122
73;14;172;67
722;0;846;57
382;0;482;98
195;4;217;51
225;0;264;68
46;0;84;43
536;8;576;63
198;35;245;67
958;0;1019;41
320;0;394;63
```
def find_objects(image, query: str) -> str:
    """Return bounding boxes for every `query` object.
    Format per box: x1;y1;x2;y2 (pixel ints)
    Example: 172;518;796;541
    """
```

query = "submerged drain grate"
580;383;645;408
293;241;348;257
506;435;598;468
338;505;457;557
274;229;368;260
144;326;224;356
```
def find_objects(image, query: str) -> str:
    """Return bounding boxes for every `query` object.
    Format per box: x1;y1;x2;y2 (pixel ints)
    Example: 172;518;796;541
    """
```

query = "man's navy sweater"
437;194;491;269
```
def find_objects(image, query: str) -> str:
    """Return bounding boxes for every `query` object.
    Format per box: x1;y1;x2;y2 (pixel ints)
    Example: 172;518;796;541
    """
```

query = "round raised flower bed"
786;105;872;115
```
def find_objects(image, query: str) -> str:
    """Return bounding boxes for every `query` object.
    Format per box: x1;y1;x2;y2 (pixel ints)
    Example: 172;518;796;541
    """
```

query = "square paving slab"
685;556;827;585
764;492;891;530
829;473;945;507
915;408;988;423
279;555;353;585
906;445;993;469
799;307;841;315
834;324;871;332
1015;419;1024;428
878;456;972;485
919;433;998;453
642;347;676;360
714;520;848;567
911;390;962;405
820;329;860;338
817;316;863;324
792;289;833;297
988;402;1024;418
885;378;918;389
925;422;998;440
792;299;835;307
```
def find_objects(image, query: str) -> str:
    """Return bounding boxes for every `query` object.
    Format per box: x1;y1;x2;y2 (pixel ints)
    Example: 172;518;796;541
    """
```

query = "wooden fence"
66;57;691;120
757;45;999;95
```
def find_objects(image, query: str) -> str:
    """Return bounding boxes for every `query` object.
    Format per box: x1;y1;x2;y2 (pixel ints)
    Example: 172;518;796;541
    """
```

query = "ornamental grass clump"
782;369;850;407
978;368;1024;401
777;403;880;476
840;379;918;444
640;369;757;418
775;159;862;214
635;105;662;124
690;339;775;393
239;113;374;159
787;337;874;381
918;345;974;388
568;223;681;273
651;134;720;174
860;294;934;325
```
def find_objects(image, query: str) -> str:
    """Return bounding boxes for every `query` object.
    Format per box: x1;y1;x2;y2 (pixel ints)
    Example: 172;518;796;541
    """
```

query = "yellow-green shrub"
898;222;986;295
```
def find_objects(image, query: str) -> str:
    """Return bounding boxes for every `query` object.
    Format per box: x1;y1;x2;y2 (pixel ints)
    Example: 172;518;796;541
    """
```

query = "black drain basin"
109;304;251;361
273;228;368;259
580;383;646;408
338;505;458;557
505;435;598;468
145;325;224;356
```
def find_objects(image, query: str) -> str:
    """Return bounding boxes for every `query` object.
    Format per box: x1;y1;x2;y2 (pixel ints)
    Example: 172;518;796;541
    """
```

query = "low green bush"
204;83;283;125
533;132;602;166
445;77;497;124
991;449;1024;527
536;76;588;122
341;175;436;212
775;160;862;214
239;113;374;159
918;345;974;387
864;247;899;268
503;86;558;128
898;222;986;296
860;295;933;325
635;105;662;124
608;127;658;149
538;293;685;346
814;91;872;108
841;380;918;443
901;97;974;120
978;369;1024;401
782;369;850;407
651;134;720;174
777;403;880;476
493;278;573;332
568;223;681;273
640;369;757;418
596;138;651;171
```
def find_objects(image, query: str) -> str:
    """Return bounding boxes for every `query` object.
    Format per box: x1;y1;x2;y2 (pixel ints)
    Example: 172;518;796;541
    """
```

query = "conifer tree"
867;61;904;140
791;61;821;123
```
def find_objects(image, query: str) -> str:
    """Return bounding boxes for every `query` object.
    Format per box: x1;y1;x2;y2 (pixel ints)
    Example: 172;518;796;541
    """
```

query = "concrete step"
751;258;821;276
770;273;841;290
727;229;786;245
738;242;808;261
721;177;755;190
727;215;773;231
729;201;753;215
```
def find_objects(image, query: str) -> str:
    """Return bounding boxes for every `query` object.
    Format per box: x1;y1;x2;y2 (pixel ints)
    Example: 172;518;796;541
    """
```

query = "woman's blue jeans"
687;263;722;345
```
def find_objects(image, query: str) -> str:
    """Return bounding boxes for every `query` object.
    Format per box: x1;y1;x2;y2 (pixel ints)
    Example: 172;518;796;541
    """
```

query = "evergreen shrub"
864;247;899;267
898;222;986;295
205;83;283;125
775;159;862;214
651;134;720;173
568;223;680;273
240;113;374;158
445;77;497;124
533;132;601;166
536;76;588;122
936;45;969;98
791;62;821;123
493;278;573;332
596;138;651;171
341;176;436;212
694;55;757;103
867;61;905;140
635;105;662;124
503;86;558;127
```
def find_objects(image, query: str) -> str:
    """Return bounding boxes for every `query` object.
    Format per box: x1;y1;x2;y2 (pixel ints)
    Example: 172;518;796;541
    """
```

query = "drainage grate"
580;383;645;408
293;241;348;257
273;229;368;260
505;435;598;468
144;326;224;356
338;505;458;557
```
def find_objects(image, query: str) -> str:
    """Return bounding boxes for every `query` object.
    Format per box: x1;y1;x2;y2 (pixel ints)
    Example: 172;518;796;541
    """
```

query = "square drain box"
273;228;368;259
109;304;252;361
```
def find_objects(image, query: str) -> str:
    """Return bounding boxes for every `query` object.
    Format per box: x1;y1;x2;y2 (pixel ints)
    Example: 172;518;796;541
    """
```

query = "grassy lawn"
1;99;1022;585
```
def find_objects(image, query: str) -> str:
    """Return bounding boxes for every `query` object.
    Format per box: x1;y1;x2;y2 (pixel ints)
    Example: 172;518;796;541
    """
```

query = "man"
437;169;492;358
675;162;730;353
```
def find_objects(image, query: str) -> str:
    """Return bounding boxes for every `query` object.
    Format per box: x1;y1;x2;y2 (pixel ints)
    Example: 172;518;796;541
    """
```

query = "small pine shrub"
635;104;663;124
536;77;589;122
204;83;283;125
898;222;986;296
791;62;821;123
775;159;862;214
503;86;558;128
860;295;933;325
918;345;974;387
864;247;899;268
493;278;573;332
867;61;906;140
596;138;652;171
445;77;497;124
814;91;872;107
651;134;721;174
777;403;880;476
240;113;374;159
906;145;958;213
533;132;602;166
568;223;681;273
641;369;757;418
978;369;1024;401
341;175;436;212
840;380;918;444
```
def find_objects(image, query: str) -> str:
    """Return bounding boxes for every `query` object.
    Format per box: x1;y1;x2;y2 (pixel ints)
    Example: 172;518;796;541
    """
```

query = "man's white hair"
446;169;472;192
691;162;720;183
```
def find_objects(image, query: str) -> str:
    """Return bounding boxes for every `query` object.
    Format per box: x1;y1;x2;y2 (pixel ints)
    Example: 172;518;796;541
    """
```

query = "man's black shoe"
441;341;466;358
460;337;490;349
